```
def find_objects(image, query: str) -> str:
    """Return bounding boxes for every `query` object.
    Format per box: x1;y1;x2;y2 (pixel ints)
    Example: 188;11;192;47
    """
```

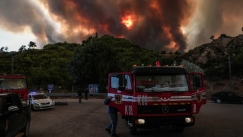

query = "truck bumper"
128;116;195;129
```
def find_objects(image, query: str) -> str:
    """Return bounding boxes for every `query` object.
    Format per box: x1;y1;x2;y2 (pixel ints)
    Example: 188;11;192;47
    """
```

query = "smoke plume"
0;0;242;53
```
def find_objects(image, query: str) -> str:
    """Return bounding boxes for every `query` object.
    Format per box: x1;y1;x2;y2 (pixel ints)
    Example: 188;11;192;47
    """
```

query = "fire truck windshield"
136;74;189;92
0;78;27;90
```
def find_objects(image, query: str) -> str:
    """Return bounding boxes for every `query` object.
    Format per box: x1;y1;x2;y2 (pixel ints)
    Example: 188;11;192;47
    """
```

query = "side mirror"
8;106;19;111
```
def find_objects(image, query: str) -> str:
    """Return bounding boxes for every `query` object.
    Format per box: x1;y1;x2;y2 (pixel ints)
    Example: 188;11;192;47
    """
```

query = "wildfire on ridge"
121;15;135;29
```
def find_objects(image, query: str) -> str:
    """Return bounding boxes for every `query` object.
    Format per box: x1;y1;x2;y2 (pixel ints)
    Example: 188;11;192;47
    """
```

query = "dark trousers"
85;92;88;99
106;113;118;135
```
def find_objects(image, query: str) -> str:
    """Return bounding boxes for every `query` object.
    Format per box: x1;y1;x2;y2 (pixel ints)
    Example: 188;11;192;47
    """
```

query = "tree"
0;46;8;52
174;51;181;55
28;41;37;49
160;50;166;54
67;40;118;92
219;34;227;38
19;45;26;52
180;59;204;73
0;47;4;52
210;35;214;41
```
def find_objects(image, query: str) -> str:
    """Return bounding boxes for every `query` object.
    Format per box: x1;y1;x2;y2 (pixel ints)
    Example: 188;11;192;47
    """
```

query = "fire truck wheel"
175;127;184;133
129;127;137;135
216;99;221;103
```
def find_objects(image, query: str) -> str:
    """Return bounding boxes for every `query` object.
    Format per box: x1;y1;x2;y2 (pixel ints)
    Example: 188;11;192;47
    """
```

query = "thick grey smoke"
0;0;59;47
185;0;243;50
43;0;194;52
0;0;242;52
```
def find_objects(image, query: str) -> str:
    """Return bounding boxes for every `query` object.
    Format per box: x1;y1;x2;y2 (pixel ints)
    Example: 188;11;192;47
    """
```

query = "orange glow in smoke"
122;15;135;29
162;26;178;51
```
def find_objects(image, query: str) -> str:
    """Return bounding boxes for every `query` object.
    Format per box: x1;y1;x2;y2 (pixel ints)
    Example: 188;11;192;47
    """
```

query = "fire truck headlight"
135;119;145;125
185;117;193;123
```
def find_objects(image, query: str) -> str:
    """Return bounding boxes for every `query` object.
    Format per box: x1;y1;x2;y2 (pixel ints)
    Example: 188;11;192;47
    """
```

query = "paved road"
29;99;243;137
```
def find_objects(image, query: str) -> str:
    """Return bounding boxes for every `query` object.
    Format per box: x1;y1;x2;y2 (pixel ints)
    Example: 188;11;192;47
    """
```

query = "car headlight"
32;101;40;105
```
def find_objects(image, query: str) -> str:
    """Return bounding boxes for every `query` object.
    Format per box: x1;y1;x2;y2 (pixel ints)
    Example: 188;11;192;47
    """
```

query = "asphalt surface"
29;98;243;137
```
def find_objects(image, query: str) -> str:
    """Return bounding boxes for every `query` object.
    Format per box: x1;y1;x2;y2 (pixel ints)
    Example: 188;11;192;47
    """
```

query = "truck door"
108;73;134;116
5;94;25;137
188;73;206;114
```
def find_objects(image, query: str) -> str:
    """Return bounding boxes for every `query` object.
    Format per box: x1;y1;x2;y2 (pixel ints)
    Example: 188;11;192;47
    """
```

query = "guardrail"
46;93;107;97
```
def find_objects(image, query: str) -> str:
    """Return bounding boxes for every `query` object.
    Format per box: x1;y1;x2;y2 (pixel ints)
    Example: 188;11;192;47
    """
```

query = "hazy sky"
0;0;243;52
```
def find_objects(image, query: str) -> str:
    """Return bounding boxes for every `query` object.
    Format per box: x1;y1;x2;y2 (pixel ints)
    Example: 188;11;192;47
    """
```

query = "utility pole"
228;56;232;91
11;57;14;74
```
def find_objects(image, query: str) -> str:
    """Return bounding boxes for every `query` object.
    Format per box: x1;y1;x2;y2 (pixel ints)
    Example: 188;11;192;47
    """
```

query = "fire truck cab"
107;65;206;135
0;74;28;101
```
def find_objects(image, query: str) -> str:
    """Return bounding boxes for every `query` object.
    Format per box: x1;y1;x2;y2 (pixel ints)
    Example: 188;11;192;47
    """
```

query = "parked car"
210;91;243;104
29;92;54;111
0;92;31;137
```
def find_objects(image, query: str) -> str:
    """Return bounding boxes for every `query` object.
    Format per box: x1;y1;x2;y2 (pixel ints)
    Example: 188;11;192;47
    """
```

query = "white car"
29;92;54;111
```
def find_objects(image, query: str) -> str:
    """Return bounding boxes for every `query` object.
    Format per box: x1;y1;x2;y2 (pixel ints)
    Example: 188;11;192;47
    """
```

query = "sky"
0;0;243;52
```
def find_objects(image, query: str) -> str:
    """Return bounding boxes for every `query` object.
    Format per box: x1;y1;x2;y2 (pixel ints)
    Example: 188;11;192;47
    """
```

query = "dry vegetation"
205;76;243;99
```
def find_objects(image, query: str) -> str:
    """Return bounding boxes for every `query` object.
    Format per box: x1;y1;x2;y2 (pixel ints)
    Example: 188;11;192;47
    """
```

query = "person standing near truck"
104;96;119;137
77;88;82;103
84;87;88;100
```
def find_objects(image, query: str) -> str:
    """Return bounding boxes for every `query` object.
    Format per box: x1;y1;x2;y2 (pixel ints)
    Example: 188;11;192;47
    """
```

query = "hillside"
1;34;243;96
183;34;243;97
184;34;243;64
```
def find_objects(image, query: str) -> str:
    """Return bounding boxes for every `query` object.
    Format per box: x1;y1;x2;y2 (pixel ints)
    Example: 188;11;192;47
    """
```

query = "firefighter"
77;88;82;103
104;96;119;137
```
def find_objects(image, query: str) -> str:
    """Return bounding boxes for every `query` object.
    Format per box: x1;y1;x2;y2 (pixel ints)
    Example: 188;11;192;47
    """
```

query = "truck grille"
137;104;190;114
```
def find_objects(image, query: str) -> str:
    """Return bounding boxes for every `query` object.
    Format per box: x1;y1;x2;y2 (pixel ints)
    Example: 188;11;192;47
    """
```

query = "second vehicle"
210;91;243;104
29;92;54;111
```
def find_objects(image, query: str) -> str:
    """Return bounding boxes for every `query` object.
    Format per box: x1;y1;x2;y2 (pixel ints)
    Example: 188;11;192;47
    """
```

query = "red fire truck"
0;74;28;101
107;65;206;135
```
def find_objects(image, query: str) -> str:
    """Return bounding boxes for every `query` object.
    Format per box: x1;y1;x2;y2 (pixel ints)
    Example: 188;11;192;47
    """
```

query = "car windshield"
0;79;27;90
32;94;48;100
136;74;189;92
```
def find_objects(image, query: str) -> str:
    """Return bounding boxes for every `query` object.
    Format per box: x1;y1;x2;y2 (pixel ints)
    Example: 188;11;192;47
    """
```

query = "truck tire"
129;127;137;135
175;127;184;133
22;120;30;137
